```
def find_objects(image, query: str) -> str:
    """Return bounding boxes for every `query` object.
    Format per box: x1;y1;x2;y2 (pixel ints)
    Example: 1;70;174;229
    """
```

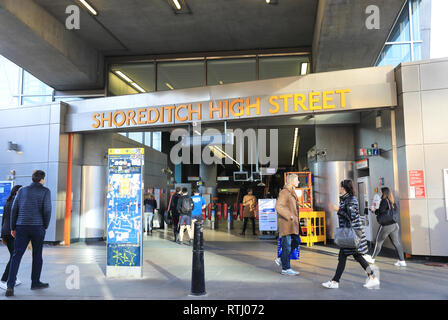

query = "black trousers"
242;218;256;234
1;234;14;282
332;248;373;283
7;225;46;288
172;215;180;238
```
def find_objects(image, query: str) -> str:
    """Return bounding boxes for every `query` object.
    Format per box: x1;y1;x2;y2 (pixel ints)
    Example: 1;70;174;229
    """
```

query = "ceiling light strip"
79;0;98;15
173;0;182;10
291;128;298;166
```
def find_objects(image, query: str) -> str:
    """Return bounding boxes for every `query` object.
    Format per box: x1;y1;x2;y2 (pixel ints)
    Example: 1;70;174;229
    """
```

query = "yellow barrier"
299;211;326;247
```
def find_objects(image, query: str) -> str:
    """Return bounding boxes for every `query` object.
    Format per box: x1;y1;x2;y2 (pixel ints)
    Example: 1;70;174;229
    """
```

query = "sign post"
0;181;14;218
258;199;277;240
106;148;144;278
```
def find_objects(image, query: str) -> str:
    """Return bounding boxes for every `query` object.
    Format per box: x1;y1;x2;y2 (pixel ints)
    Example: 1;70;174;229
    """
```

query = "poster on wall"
409;170;426;199
258;199;277;232
106;148;144;277
0;181;13;217
444;169;448;221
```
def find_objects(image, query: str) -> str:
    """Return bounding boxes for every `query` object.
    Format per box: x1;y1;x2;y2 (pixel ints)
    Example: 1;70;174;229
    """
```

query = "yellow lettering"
175;105;188;122
209;101;223;119
279;94;293;112
309;92;321;110
101;112;112;128
126;110;137;126
188;103;202;120
165;105;175;122
230;99;244;116
92;113;100;128
113;110;126;127
136;108;146;125
335;89;350;108
246;97;260;116
269;96;280;114
293;94;307;111
147;108;160;124
323;91;336;109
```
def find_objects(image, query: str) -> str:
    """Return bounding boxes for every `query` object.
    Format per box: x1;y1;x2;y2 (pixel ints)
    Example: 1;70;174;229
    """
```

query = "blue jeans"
7;225;46;288
144;211;154;232
280;234;300;270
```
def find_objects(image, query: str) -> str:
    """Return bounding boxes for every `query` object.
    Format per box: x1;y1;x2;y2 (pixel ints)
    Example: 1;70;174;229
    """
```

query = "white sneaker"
0;281;7;290
274;258;281;267
322;281;339;289
394;260;407;267
281;269;299;276
287;268;299;275
15;279;22;286
363;254;375;264
363;277;380;289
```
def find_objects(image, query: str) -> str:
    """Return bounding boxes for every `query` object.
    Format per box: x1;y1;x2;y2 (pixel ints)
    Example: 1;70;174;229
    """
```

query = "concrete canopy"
0;0;405;91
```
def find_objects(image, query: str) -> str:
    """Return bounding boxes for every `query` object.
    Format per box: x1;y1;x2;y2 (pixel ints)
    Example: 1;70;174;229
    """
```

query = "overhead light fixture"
219;80;224;85
266;0;278;4
131;82;146;93
79;0;98;15
115;71;132;83
166;82;174;90
173;0;182;10
301;62;308;75
291;128;299;166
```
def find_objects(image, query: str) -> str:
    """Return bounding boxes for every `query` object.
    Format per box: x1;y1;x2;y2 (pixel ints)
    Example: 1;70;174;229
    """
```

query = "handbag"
377;199;396;225
334;215;361;249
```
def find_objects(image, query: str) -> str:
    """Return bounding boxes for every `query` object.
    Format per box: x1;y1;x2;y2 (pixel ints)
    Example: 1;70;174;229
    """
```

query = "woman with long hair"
322;179;379;289
0;185;22;289
369;187;406;266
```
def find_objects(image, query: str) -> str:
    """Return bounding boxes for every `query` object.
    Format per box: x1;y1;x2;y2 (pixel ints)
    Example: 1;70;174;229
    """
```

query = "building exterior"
0;0;447;256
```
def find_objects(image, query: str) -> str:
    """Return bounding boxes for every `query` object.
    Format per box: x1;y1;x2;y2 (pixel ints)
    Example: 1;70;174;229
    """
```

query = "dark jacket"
144;198;157;212
11;182;52;230
337;193;368;255
170;193;181;217
375;198;397;226
176;195;193;216
1;196;15;237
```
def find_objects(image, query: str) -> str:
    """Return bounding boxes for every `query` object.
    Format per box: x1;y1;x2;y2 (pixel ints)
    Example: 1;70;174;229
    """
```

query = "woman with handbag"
369;187;406;266
322;179;379;289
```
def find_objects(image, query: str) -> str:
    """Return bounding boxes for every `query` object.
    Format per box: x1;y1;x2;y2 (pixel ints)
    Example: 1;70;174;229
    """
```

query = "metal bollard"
190;221;206;296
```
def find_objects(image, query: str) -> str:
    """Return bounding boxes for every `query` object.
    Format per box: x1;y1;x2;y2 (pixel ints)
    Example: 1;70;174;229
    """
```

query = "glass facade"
109;52;310;148
376;0;423;66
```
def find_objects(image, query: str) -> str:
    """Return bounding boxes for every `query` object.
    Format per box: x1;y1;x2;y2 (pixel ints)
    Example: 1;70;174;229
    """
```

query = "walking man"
6;170;51;297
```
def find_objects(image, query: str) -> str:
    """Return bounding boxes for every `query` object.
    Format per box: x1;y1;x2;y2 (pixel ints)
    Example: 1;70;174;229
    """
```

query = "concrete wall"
395;57;448;256
0;102;69;241
315;126;355;162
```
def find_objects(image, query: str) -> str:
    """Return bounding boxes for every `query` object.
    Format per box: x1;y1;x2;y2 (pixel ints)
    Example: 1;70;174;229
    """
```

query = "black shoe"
5;287;14;297
31;282;49;290
240;232;245;236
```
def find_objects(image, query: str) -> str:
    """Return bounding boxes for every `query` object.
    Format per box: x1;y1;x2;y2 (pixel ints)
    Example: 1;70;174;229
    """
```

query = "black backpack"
180;196;194;215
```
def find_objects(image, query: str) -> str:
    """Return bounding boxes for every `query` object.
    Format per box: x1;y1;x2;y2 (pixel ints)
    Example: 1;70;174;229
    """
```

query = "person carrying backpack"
176;187;194;245
369;187;406;266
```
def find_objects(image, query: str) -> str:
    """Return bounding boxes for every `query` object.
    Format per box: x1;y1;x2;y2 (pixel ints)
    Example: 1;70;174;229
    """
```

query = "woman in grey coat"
322;179;380;289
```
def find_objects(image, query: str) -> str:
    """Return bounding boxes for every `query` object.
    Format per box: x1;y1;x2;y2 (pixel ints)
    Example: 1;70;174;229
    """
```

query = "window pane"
377;44;411;66
128;132;143;144
388;4;410;42
152;131;161;151
0;55;21;97
109;63;155;96
207;58;256;85
259;56;309;80
411;0;422;41
144;132;152;147
413;43;422;61
21;95;52;106
22;71;53;95
118;132;127;137
157;60;204;91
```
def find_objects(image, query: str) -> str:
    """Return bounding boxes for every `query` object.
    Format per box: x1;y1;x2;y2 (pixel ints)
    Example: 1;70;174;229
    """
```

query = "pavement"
0;227;447;300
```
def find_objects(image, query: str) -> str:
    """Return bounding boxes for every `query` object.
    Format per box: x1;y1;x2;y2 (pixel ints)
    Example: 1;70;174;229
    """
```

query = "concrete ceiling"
0;0;405;91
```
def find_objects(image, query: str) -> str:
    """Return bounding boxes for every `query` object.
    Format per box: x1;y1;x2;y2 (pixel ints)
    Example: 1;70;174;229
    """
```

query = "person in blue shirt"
191;188;206;227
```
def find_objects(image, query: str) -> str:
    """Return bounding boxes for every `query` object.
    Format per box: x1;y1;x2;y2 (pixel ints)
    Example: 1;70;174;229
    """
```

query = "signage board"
106;148;144;278
409;170;426;199
0;181;13;217
356;159;369;169
233;172;248;182
258;199;277;232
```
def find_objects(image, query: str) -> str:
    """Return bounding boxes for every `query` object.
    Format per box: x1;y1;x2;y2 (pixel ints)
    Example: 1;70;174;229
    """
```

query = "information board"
106;148;144;278
258;199;277;231
409;170;426;199
0;181;13;217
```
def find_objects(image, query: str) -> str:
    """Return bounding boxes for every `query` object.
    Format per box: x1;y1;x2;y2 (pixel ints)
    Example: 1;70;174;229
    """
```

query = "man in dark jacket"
169;187;182;243
5;170;51;297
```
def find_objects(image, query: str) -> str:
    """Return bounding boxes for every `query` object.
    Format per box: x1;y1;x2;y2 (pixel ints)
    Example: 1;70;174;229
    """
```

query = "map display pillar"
106;148;144;278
